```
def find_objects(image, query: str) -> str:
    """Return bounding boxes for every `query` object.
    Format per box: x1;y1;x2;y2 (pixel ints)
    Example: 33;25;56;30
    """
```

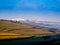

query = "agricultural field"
0;20;55;39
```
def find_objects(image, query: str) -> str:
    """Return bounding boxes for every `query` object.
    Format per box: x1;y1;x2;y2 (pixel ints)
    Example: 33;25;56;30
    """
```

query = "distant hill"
0;19;55;37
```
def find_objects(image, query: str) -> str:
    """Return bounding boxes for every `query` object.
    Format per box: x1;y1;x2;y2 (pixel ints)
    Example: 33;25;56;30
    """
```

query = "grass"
0;20;55;39
0;32;32;39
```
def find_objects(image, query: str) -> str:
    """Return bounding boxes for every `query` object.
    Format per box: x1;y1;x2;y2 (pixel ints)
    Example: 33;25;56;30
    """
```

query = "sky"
0;0;60;22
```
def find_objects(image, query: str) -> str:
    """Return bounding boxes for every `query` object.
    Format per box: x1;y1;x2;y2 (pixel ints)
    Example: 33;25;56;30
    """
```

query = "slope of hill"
0;19;55;39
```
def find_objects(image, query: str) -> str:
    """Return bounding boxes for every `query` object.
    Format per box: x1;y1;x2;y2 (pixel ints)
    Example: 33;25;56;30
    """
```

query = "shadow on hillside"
0;34;60;45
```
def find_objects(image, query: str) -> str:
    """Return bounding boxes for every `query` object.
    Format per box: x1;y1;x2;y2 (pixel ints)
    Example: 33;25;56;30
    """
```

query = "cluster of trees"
32;25;58;33
9;20;23;24
49;28;58;33
32;26;45;29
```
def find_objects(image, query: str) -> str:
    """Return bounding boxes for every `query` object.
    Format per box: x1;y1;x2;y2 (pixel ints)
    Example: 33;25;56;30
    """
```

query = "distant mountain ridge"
10;18;60;28
0;18;60;29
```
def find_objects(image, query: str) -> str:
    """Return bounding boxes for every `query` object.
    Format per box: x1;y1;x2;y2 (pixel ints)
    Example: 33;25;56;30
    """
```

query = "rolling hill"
0;19;55;39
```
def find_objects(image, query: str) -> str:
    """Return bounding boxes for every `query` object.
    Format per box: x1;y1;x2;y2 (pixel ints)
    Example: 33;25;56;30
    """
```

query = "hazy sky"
0;0;60;22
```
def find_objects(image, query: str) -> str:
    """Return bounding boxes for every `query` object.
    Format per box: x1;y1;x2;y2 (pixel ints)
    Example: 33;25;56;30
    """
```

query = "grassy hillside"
0;19;54;39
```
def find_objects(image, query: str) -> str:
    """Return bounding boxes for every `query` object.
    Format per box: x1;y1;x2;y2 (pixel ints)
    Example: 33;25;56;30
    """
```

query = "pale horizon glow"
8;17;60;22
0;0;60;22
